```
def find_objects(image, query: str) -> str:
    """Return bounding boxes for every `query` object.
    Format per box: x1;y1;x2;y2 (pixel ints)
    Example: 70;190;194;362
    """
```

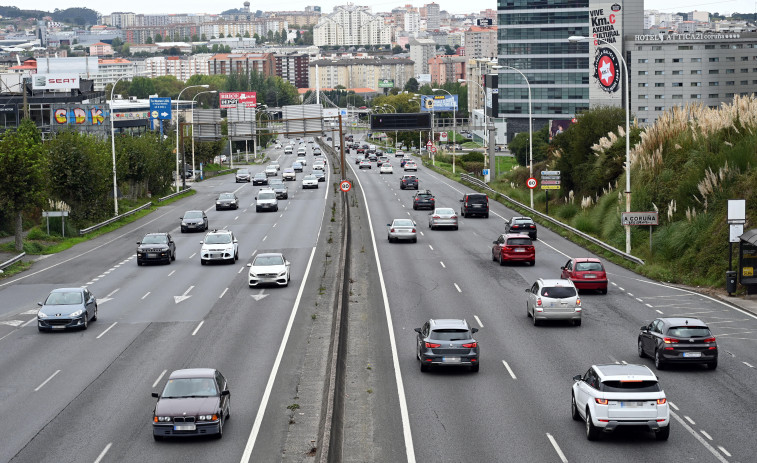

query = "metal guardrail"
158;187;192;202
0;252;25;272
79;202;153;235
459;173;645;266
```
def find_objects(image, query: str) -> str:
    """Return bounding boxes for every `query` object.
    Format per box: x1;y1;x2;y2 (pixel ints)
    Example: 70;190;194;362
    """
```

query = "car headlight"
231;200;237;204
198;414;214;421
277;271;287;277
156;416;172;422
70;309;84;317
216;201;221;204
38;311;48;318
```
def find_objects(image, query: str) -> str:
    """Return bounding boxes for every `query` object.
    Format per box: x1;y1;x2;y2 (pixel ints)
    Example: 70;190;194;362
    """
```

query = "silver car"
428;207;458;230
525;279;582;326
387;219;417;243
265;165;278;177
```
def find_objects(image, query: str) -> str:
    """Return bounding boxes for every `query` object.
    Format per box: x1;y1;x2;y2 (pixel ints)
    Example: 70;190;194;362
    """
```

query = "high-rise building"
425;3;440;31
404;11;421;36
275;53;310;88
464;26;496;60
409;37;437;76
308;56;414;90
428;55;466;83
313;5;391;46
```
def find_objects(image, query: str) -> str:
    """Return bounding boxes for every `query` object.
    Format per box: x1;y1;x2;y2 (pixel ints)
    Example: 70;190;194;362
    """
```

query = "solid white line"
684;415;696;425
35;370;61;392
474;315;483;328
23;318;36;327
501;360;517;379
535;239;571;259
440;261;446;268
168;270;176;277
700;430;713;440
428;245;434;251
220;288;229;298
546;433;568;463
670;411;729;463
192;321;204;336
273;223;277;228
106;288;119;298
189;253;196;259
718;446;732;457
454;283;462;293
743;361;754;368
93;443;112;463
419;231;424;236
141;292;150;299
96;322;117;339
251;249;258;257
656;309;664;314
669;401;679;411
152;370;167;388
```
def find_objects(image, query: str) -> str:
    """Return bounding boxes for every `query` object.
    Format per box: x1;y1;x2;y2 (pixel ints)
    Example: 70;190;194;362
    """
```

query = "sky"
3;0;756;17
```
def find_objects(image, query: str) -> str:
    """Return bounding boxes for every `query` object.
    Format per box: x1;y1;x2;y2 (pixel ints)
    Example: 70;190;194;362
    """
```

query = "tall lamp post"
569;35;631;254
109;74;141;216
432;88;457;162
176;84;209;192
191;90;217;183
495;65;532;207
458;78;487;151
410;97;423;152
382;104;396;148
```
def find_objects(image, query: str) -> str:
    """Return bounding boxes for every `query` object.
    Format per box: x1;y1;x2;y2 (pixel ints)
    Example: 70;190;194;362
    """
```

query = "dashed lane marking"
454;283;462;293
152;370;167;388
141;292;150;300
440;261;446;268
502;360;517;380
34;370;60;392
474;315;483;328
94;443;112;463
546;433;567;463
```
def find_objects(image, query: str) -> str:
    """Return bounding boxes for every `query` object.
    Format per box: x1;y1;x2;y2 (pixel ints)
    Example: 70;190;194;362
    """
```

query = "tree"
201;34;207;41
219;33;225;38
155;33;163;43
244;31;250;38
146;36;153;44
128;76;156;98
121;43;130;56
392;45;403;54
0;119;47;251
191;34;200;42
404;77;419;92
509;125;550;167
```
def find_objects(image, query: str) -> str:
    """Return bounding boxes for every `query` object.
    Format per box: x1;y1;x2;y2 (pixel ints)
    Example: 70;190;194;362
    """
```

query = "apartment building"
142;54;212;81
309;57;414;91
409;37;437;76
208;53;276;76
428;55;466;84
275;53;310;88
464;26;496;60
313;5;391;46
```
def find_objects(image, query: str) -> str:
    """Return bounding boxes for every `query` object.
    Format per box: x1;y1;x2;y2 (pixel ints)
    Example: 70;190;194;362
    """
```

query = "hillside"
0;6;98;25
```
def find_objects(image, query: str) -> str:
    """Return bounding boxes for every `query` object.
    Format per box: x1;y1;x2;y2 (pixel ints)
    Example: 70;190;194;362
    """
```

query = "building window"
708;93;719;98
726;81;735;85
709;57;720;62
638;118;647;123
691;70;702;75
672;82;683;87
655;58;665;63
655;70;664;75
672;70;682;75
655;106;665;111
679;45;693;50
741;80;749;85
691;94;701;98
638;70;648;75
638;82;648;87
709;70;719;74
741;56;749;61
691;57;702;62
691;82;701;86
726;57;735;62
638;94;648;99
638;106;648;111
742;68;749;73
655;83;665;87
654;95;664;99
672;58;681;63
726;69;735;74
638;58;648;63
672;94;683;99
726;93;735;97
709;82;719;86
652;46;662;50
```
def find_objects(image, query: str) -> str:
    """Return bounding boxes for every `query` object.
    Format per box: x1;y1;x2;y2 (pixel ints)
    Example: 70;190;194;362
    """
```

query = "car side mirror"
246;263;252;267
387;224;391;227
38;302;43;306
573;375;582;382
459;199;463;202
233;239;238;243
221;390;230;396
152;392;160;398
471;327;479;333
413;328;422;334
285;261;290;266
525;289;530;293
137;242;141;245
200;241;204;244
641;325;648;331
254;197;257;200
560;266;565;270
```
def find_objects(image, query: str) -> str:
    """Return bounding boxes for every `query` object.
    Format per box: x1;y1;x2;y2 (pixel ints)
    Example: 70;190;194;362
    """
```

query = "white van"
284;145;293;154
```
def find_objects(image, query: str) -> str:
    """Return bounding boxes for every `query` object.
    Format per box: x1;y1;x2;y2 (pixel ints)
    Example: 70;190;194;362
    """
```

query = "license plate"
514;248;525;252
442;357;461;363
147;253;157;258
174;424;196;431
621;401;643;408
584;274;597;279
683;352;702;358
52;326;65;329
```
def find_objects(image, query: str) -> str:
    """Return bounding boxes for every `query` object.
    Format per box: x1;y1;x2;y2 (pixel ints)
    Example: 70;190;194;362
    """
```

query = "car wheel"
498;253;505;267
429;224;434;230
412;237;417;243
91;305;98;322
492;251;497;262
638;339;646;358
454;226;458;230
234;251;239;261
601;287;608;295
215;416;224;439
201;259;206;265
532;314;539;326
82;312;89;330
707;360;718;370
216;206;220;211
656;424;670;441
654;349;666;370
420;361;429;372
471;363;480;373
171;250;176;261
413;205;417;210
571;394;581;421
526;303;531;318
461;210;465;218
485;213;489;218
137;260;142;266
181;227;186;233
586;410;600;441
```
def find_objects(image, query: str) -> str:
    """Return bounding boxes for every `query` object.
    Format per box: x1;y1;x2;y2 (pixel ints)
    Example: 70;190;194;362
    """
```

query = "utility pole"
487;121;496;182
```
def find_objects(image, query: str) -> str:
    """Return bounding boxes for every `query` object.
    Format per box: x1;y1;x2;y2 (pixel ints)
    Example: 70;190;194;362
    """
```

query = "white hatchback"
379;163;393;174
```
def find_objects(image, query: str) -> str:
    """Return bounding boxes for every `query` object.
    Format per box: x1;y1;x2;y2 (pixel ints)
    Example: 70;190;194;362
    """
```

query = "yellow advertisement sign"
744;267;754;277
540;185;561;190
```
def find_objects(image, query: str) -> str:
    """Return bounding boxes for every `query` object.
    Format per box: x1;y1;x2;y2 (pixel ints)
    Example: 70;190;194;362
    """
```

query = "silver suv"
572;364;670;441
255;188;279;212
525;279;581;326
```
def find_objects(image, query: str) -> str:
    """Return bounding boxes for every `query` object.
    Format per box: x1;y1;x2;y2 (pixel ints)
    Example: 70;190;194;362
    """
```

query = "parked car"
428;208;458;230
492;233;535;265
216;192;239;210
37;287;98;332
415;319;479;372
137;232;176;265
253;172;268;185
525;279;581;326
400;174;418;190
412;190;435;210
235;168;251;182
255;188;279;212
460;193;489;218
638;318;718;369
180;210;208;233
387;219;417;243
506;216;537;239
247;252;290;287
200;229;238;265
561;258;608;294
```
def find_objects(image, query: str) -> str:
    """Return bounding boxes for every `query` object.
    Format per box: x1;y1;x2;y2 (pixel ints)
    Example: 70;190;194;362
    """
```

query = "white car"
247;253;290;287
571;364;670;441
379;163;393;174
282;168;296;181
284;145;293;154
200;230;238;265
270;160;280;171
404;161;418;171
313;161;326;171
302;174;318;189
274;143;282;149
265;165;278;177
255;188;279;212
297;147;307;156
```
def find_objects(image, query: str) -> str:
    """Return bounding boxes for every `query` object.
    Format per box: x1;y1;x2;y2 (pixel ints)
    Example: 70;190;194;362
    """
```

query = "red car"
560;258;608;294
492;233;535;265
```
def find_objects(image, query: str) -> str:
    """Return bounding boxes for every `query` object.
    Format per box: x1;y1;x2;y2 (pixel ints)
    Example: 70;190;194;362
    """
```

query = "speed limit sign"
340;180;352;192
526;177;538;189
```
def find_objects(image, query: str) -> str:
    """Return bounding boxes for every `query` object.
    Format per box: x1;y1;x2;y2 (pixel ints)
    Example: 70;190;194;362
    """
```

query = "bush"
555;203;579;220
461;151;485;163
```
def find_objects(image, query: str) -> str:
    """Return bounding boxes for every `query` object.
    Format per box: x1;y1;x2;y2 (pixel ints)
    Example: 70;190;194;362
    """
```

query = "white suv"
199;230;238;265
255;188;279;212
571;364;670;441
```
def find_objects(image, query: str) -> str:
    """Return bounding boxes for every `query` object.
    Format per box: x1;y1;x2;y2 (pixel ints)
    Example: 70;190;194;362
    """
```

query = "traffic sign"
541;170;561;176
149;97;172;120
339;180;352;193
541;185;561;190
526;177;537;189
426;140;433;148
430;146;437;153
540;175;561;180
621;212;659;226
541;180;561;185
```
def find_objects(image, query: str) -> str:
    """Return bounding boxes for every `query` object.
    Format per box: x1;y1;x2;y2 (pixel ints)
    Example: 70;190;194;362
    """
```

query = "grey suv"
400;174;418;190
415;319;480;372
412;190;435;210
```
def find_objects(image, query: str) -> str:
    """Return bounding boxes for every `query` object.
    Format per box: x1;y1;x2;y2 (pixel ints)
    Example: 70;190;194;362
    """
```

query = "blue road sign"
150;97;172;120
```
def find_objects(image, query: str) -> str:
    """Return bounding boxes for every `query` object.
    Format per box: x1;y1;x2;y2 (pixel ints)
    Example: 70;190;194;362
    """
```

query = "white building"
142;54;212;81
404;12;420;37
313;5;392;46
425;3;440;31
93;58;135;91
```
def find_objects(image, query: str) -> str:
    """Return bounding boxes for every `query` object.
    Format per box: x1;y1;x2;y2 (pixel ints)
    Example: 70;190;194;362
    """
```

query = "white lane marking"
280;214;283;218
35;370;61;391
251;249;258;257
743;361;754;368
618;287;625;291
635;298;643;302
22;318;35;327
93;442;112;463
104;270;112;275
670;411;729;463
534;238;571;259
668;401;679;411
402;204;406;208
718;446;732;457
454;283;462;293
684;415;696;425
86;281;94;285
546;433;568;463
628;293;634;297
189;253;196;259
141;292;150;300
620;360;628;365
419;231;424;236
192;321;204;336
96;322;117;339
152;370;167;388
700;430;713;441
502;360;517;379
263;236;267;241
167;270;176;277
611;282;617;286
97;274;105;278
474;315;484;328
22;309;38;315
0;320;23;327
406;212;411;216
655;309;664;314
645;303;653;308
440;261;446;268
428;245;434;251
273;223;278;228
238;266;245;274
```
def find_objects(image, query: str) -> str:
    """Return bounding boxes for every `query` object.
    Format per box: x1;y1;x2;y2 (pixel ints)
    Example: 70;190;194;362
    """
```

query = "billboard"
370;113;431;131
378;79;394;88
417;74;431;83
420;94;459;112
589;1;623;106
219;91;257;109
549;118;576;140
32;74;80;90
50;104;110;134
484;73;498;118
37;57;99;75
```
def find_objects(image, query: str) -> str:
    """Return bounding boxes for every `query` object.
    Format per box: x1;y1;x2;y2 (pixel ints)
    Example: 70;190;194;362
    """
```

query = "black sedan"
506;216;537;240
253;172;268;185
37;287;98;332
180;210;208;233
638;317;718;369
216;192;239;210
415;319;480;372
152;368;231;440
137;233;176;265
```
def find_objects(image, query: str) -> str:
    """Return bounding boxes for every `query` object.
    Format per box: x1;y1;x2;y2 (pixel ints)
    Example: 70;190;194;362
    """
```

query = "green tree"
219;33;225;38
117;132;175;197
146;36;153;44
201;34;207;41
0;119;47;251
121;43;130;56
155;33;163;43
244;31;250;38
392;45;403;54
509;125;550;167
128;76;156;98
191;34;200;41
404;77;419;92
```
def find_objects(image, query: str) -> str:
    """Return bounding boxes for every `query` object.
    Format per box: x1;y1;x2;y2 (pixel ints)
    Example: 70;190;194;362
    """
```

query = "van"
284;145;293;155
297;147;307;156
460;193;489;218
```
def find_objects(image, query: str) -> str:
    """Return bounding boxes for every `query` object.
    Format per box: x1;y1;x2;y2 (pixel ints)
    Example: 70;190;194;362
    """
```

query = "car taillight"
390;228;395;232
425;342;441;348
663;337;679;344
576;298;581;306
703;337;716;343
411;228;416;233
504;246;513;251
657;398;667;405
536;298;542;307
432;216;440;219
462;342;477;348
530;225;535;228
595;398;608;405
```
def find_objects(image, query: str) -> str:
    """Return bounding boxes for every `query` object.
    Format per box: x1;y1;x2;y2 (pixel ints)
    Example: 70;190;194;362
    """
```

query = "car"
255;188;279;212
152;368;230;441
404;160;418;171
561;258;608;294
265;165;278;177
571;364;670;441
368;144;376;153
313;160;326;170
412;190;435;210
387;218;417;243
297;156;308;166
216;192;239;210
379;163;393;174
274;142;282;149
415;319;480;372
400;157;410;167
368;153;378;162
270;160;281;171
247;252;291;287
460;193;489;218
638;318;718;370
492;233;535;265
302;174;319;189
292;161;304;172
506;216;537;239
284;145;293;154
400;174;418;190
377;156;389;166
37;287;98;332
297;147;307;156
282;168;296;181
312;169;326;182
395;150;405;158
268;178;289;199
180;210;208;233
313;147;321;155
359;160;372;169
253;172;268;185
525;279;581;326
428;208;458;230
356;146;365;154
137;233;176;265
235;168;251;182
200;229;238;265
355;156;363;164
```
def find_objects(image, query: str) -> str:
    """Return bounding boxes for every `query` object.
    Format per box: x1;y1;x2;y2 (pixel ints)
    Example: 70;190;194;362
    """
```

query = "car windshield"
255;173;266;178
304;175;316;180
45;291;83;305
575;262;604;271
467;195;487;203
161;378;218;398
430;329;471;341
205;234;231;244
142;235;167;244
258;192;276;200
293;163;302;167
237;169;249;174
540;286;577;298
436;208;455;215
514;219;533;225
667;326;712;338
184;211;202;219
254;255;285;266
506;237;532;246
269;179;283;185
393;219;413;227
219;193;235;199
600;380;661;393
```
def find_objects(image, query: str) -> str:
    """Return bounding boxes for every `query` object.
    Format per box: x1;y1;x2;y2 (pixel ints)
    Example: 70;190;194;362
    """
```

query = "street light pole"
569;35;631;253
176;84;209;192
191;90;217;183
494;66;531;205
458;78;487;152
433;88;456;169
108;75;137;216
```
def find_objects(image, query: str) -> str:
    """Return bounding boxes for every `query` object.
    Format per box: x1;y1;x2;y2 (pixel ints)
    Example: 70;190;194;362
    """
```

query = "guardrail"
0;252;25;273
158;187;192;203
79;202;153;235
459;173;645;266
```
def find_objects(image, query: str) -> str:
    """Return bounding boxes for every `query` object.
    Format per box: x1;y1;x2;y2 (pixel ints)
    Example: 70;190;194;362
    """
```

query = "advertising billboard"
50;104;110;134
32;74;80;90
420;94;459;112
370;113;431;131
589;1;623;106
378;79;395;88
219;91;257;109
37;57;99;75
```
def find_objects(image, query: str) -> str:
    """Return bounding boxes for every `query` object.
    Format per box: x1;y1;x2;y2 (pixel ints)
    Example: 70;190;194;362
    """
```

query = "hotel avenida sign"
634;33;742;41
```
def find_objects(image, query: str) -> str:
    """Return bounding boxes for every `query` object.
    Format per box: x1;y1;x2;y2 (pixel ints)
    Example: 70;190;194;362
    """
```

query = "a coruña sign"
621;212;659;226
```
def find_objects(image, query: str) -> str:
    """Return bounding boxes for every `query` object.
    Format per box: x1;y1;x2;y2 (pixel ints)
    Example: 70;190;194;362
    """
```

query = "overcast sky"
4;0;756;17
